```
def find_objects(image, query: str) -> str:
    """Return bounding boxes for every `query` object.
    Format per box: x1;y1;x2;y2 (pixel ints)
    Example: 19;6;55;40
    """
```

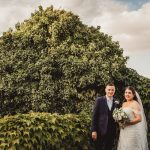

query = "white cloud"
127;50;150;77
91;2;150;52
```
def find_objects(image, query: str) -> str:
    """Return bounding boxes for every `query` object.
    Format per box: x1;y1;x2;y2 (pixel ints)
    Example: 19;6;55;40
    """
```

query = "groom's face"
105;85;115;97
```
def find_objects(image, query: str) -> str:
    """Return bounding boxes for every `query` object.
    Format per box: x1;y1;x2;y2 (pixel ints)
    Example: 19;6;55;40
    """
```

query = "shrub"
0;112;93;150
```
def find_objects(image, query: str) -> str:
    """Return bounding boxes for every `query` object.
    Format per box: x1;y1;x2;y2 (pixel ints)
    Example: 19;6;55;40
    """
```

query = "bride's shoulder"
132;100;141;110
132;100;140;106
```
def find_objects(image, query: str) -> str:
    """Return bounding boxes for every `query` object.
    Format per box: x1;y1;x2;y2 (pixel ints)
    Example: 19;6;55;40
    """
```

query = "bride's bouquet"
113;108;129;129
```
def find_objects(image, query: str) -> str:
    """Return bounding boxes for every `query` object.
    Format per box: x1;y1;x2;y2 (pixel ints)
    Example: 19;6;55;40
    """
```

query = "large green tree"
0;6;149;115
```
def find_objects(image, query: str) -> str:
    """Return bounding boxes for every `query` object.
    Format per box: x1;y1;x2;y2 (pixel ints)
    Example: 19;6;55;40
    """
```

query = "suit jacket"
91;96;116;135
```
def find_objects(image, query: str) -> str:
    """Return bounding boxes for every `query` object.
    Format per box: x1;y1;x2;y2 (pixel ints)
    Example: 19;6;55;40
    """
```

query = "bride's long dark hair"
125;86;138;101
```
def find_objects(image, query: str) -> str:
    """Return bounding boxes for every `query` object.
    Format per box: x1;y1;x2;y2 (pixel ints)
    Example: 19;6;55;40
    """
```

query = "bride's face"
125;89;134;101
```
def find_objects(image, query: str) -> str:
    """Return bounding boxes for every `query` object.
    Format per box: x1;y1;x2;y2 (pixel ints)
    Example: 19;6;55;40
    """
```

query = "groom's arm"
91;97;100;132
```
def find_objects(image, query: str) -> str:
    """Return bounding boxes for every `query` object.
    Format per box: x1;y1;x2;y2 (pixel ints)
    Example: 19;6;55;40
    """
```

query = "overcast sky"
0;0;150;78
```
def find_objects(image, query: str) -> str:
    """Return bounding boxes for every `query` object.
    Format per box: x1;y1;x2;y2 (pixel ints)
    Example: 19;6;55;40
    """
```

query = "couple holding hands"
91;83;148;150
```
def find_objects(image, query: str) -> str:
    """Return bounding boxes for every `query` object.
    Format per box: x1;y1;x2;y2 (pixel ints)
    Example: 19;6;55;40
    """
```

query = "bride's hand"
124;122;130;128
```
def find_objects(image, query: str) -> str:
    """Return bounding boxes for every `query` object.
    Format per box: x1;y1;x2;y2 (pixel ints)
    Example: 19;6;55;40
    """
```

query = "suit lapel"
111;98;115;112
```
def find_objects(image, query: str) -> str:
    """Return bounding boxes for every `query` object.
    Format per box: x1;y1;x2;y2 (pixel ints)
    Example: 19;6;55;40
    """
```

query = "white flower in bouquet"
113;108;129;129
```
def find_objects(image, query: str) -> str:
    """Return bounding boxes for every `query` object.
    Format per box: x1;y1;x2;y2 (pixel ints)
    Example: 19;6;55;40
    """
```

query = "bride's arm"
128;113;141;125
128;101;142;125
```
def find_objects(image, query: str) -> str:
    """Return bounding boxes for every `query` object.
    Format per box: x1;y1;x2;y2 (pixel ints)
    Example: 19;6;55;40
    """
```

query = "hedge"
0;112;93;150
0;112;149;150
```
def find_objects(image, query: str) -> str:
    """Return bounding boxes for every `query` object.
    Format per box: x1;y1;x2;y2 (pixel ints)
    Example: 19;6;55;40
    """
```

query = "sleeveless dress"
117;107;149;150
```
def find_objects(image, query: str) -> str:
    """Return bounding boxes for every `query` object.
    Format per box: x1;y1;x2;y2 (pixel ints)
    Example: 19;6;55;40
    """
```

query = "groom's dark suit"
91;96;117;150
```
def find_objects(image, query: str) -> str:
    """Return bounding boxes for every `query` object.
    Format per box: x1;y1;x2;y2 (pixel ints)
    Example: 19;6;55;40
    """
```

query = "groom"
91;83;117;150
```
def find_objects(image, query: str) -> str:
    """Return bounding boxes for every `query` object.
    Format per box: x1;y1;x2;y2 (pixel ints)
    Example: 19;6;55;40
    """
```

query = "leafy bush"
0;6;149;117
0;112;93;150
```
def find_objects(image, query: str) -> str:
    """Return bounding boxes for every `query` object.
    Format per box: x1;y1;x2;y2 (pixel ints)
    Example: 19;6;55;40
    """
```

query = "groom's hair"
105;82;115;87
125;86;138;101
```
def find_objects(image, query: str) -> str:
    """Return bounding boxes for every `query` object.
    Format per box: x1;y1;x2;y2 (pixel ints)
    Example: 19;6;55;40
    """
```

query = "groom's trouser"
95;129;115;150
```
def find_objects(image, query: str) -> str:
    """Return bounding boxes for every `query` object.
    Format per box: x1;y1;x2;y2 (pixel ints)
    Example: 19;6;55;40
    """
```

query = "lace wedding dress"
117;107;149;150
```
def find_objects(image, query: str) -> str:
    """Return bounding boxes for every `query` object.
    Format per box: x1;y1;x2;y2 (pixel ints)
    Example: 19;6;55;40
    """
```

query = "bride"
117;86;149;150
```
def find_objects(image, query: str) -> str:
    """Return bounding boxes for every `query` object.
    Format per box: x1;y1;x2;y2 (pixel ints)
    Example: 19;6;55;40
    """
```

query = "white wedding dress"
117;107;149;150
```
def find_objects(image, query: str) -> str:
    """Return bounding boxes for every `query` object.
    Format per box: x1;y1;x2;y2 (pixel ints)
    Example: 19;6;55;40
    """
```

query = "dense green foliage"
0;112;93;150
0;5;149;116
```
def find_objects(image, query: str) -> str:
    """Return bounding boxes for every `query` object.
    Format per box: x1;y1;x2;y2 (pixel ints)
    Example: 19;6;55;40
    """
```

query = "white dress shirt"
106;95;113;110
